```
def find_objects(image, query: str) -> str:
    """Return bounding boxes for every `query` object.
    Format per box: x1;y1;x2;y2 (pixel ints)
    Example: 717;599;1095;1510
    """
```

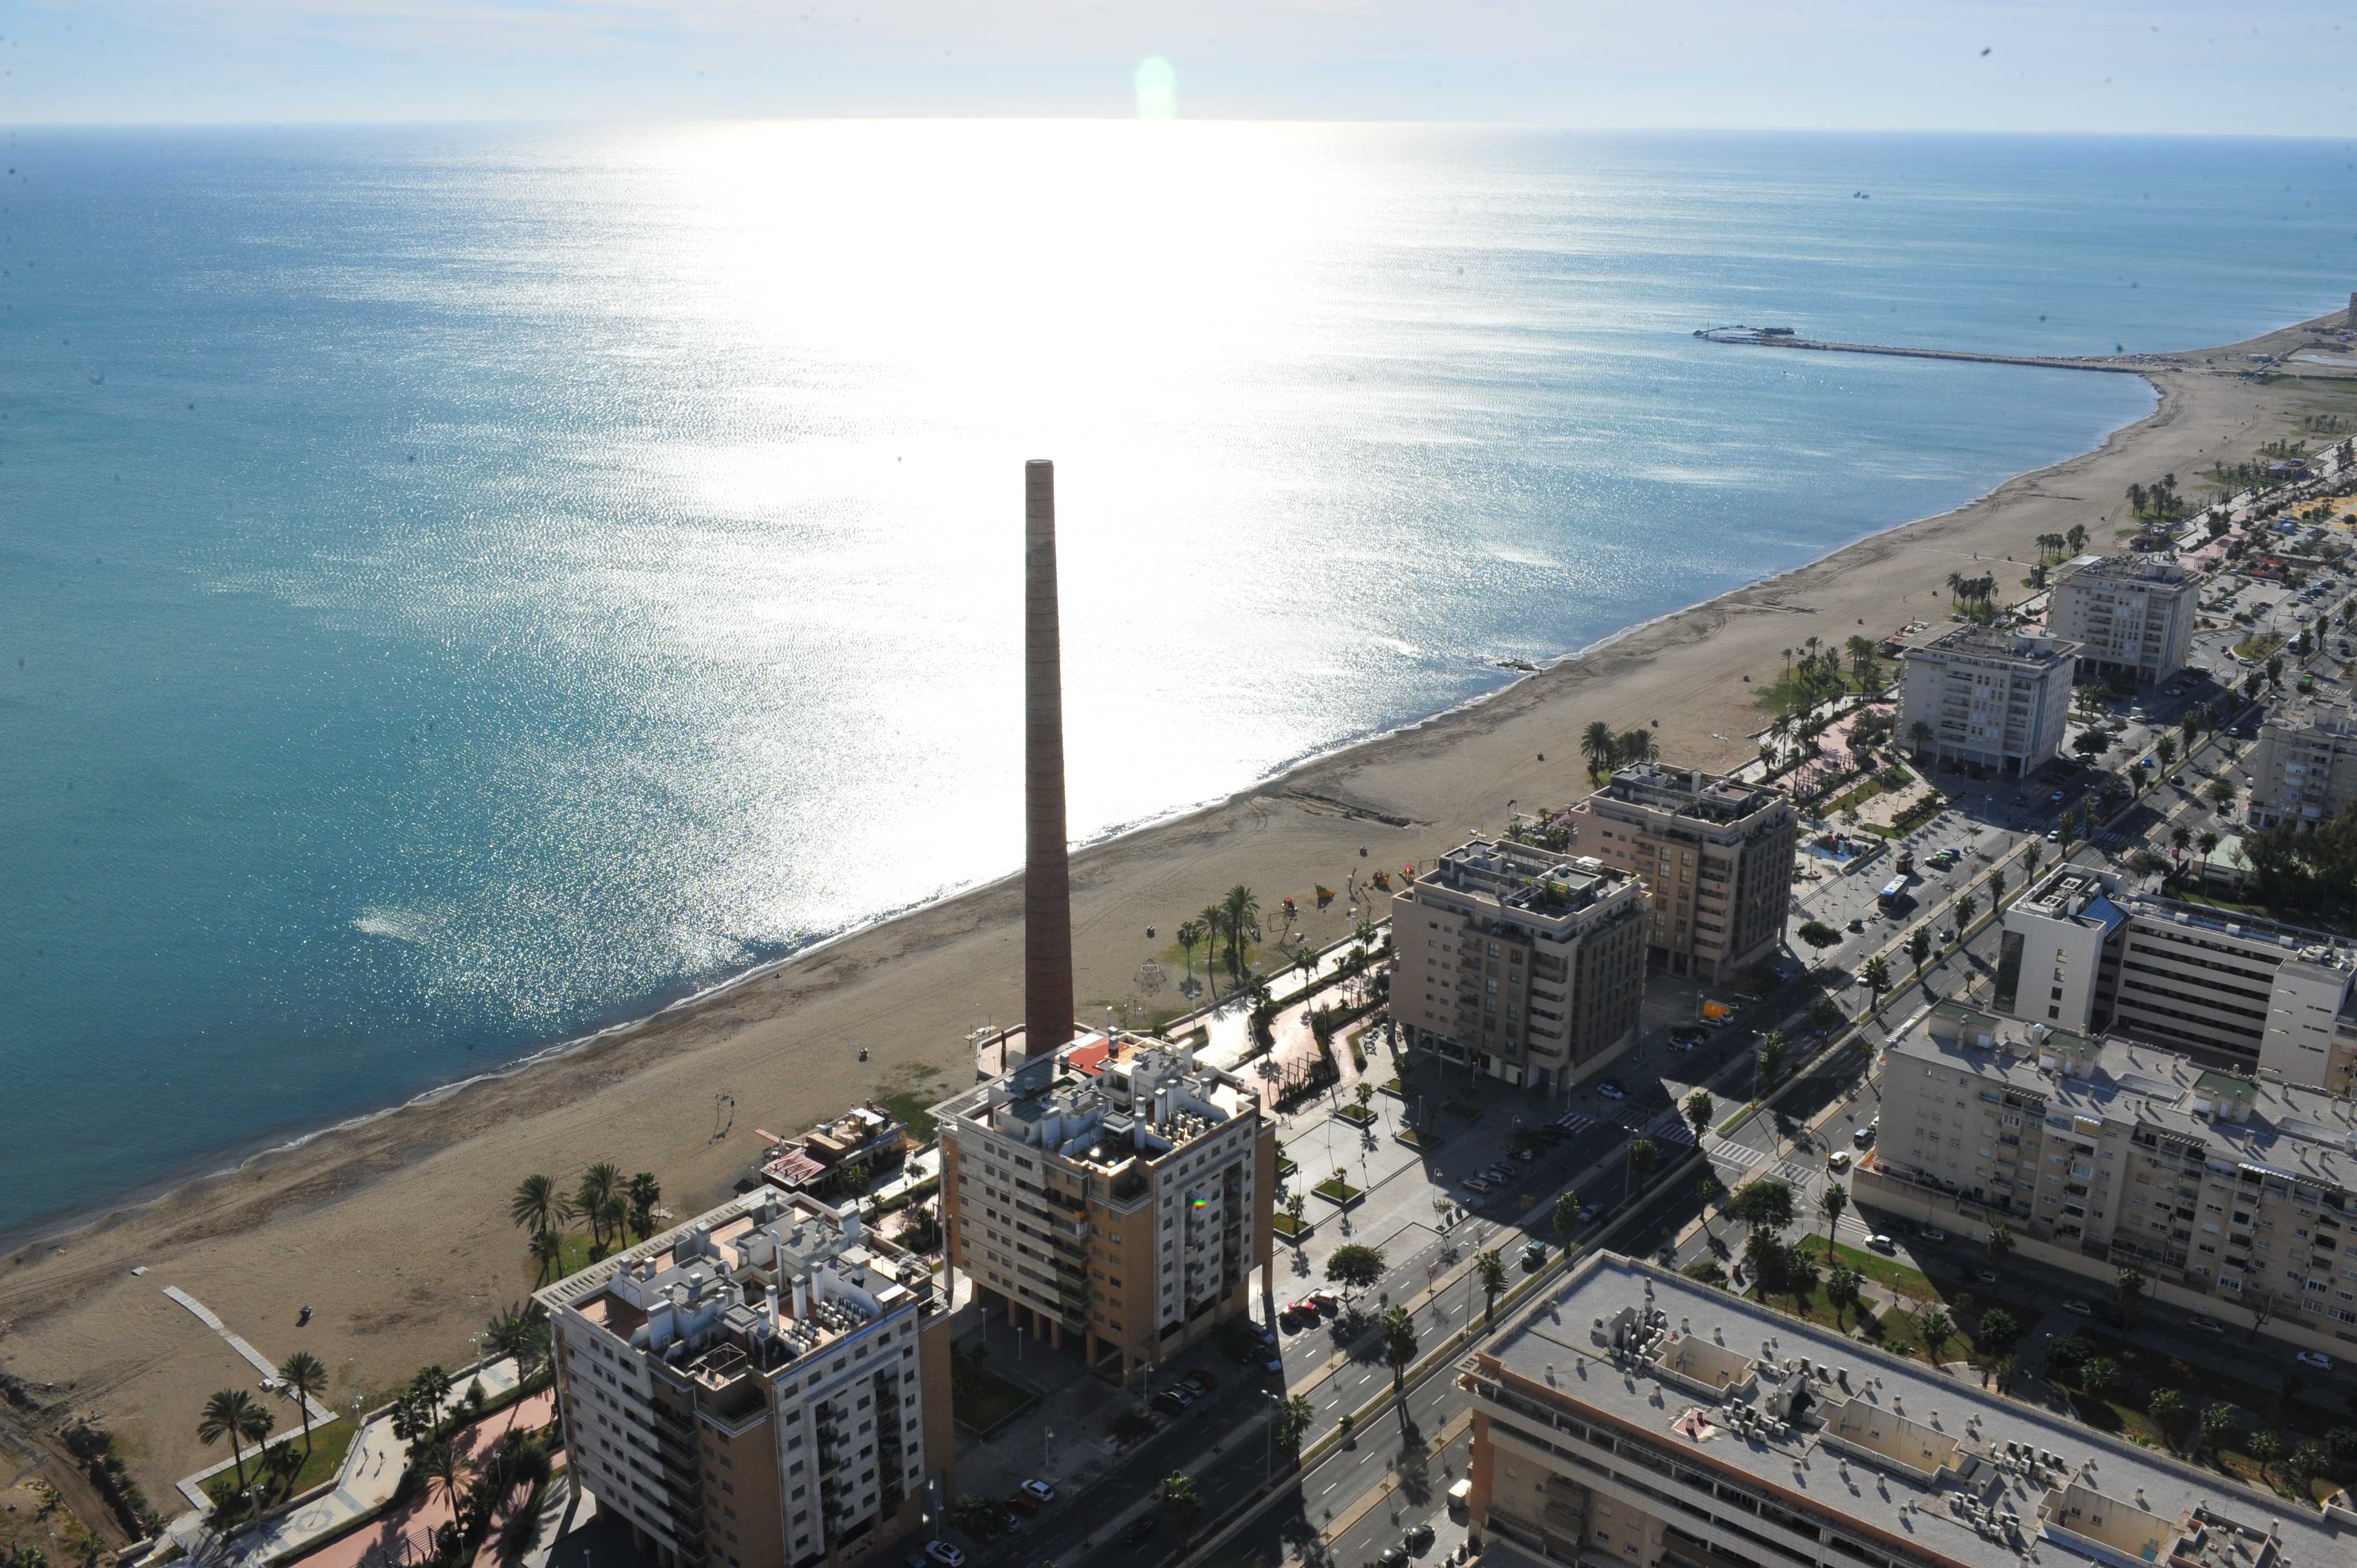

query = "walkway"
162;1287;334;1423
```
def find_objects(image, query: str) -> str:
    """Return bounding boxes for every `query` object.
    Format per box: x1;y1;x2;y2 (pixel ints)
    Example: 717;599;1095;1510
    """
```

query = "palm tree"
1684;1090;1713;1146
1919;1311;1954;1366
198;1389;263;1497
627;1172;662;1238
1858;955;1891;1014
1161;1473;1206;1539
1198;902;1228;993
1627;1137;1657;1192
1581;721;1618;781
1221;884;1261;981
509;1174;564;1236
2114;1267;2147;1330
1954;891;1978;931
2196;828;2220;858
1379;1306;1420;1414
1907;719;1934;760
1175;919;1204;977
1474;1249;1508;1327
1846;635;1879;691
1906;927;1932;982
2065;523;2088;554
1618;727;1656;766
1989;868;2007;906
277;1352;327;1458
2023;842;2044;883
1818;1185;1847;1256
575;1163;622;1249
1753;1031;1786;1096
1946;570;1967;604
1984;1224;2015;1274
1553;1190;1583;1239
416;1438;467;1522
529;1229;563;1282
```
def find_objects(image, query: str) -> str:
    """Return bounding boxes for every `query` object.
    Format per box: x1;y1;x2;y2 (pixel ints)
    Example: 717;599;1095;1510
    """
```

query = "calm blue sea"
2;125;2351;1236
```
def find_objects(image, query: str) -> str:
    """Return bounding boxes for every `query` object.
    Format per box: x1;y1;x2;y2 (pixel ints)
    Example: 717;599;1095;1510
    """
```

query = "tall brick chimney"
1023;460;1075;1058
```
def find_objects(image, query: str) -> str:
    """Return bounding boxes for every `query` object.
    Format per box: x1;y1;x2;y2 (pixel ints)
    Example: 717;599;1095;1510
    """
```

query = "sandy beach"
5;308;2354;1505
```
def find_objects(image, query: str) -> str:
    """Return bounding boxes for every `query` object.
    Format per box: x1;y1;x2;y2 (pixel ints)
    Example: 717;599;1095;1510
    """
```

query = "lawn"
1394;1128;1442;1150
1790;1235;1937;1302
1313;1178;1363;1205
203;1417;361;1520
1825;767;1917;817
1737;1280;1976;1369
878;1091;939;1146
1336;1102;1378;1127
1271;1213;1313;1240
2231;632;2286;662
950;1352;1038;1436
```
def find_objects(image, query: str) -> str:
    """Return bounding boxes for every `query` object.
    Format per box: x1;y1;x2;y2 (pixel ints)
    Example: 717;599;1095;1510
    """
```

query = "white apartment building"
2046;553;2199;684
1896;625;2078;776
934;1033;1273;1380
2247;699;2357;831
1391;838;1649;1093
1463;1251;2346;1568
1566;764;1798;985
1861;1007;2357;1359
536;1189;953;1568
1992;865;2357;1094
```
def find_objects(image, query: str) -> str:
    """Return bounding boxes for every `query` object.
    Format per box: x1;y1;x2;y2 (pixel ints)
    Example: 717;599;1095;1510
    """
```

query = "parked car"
1577;1205;1599;1225
1463;1175;1493;1194
1852;1126;1876;1148
1121;1517;1159;1548
2061;1299;2093;1317
1404;1522;1436;1550
1181;1369;1218;1393
1865;1234;1895;1254
924;1544;967;1568
2189;1316;2227;1336
2295;1350;2336;1371
1289;1297;1321;1319
1974;1269;1999;1286
1151;1390;1190;1416
1309;1290;1340;1314
1826;1151;1851;1172
1920;1227;1948;1244
1005;1492;1040;1518
1598;1079;1628;1100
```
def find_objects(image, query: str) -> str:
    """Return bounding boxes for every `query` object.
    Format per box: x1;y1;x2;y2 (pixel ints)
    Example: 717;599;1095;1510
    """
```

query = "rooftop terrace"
937;1031;1260;1180
1468;1252;2341;1568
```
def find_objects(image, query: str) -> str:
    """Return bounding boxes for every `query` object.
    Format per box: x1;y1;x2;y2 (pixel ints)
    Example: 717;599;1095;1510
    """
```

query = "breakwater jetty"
1695;324;2157;375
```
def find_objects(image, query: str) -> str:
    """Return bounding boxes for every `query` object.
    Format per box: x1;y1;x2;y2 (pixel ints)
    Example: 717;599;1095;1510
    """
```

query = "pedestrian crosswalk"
1555;1112;1595;1134
1641;1107;1690;1142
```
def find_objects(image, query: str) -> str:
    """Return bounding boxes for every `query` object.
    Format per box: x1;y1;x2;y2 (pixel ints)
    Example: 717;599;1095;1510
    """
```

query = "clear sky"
1;1;2353;132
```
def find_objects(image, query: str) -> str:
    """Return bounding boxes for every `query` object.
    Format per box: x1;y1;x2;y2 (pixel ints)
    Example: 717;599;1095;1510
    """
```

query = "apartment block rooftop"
1896;1008;2357;1191
1915;623;2078;667
2269;698;2357;739
2022;865;2357;964
1468;1251;2346;1568
936;1030;1260;1184
1588;762;1785;828
536;1187;930;1395
2054;553;2195;587
1415;837;1640;922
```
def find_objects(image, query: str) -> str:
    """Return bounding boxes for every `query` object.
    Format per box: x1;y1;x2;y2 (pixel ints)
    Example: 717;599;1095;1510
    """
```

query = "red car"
1289;1298;1320;1319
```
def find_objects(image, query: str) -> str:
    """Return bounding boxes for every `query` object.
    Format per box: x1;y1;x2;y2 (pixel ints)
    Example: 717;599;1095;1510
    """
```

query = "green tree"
416;1438;467;1523
1553;1190;1584;1239
1474;1249;1508;1328
2114;1267;2147;1330
1975;1308;2022;1363
1989;867;2007;906
1284;1192;1308;1231
1918;1311;1954;1366
2248;1428;2286;1486
1176;919;1203;977
276;1352;327;1458
1906;926;1932;980
1859;954;1892;1012
1161;1472;1206;1539
1379;1306;1421;1411
529;1228;564;1283
1581;721;1618;781
1274;1395;1316;1461
1198;901;1228;993
575;1163;622;1249
1783;1246;1821;1312
1324;1244;1387;1291
1908;719;1935;759
1954;891;1979;930
508;1174;570;1237
1984;1224;2015;1273
2287;1441;2329;1495
1817;1185;1847;1256
1221;884;1262;981
1824;1263;1862;1328
1627;1136;1657;1192
198;1388;264;1498
2200;1401;2241;1464
1753;1031;1787;1095
2148;1388;2189;1450
2080;1356;2121;1401
1731;1179;1795;1236
2155;734;2177;767
1618;728;1658;766
627;1172;662;1239
1797;920;1841;951
1683;1090;1714;1144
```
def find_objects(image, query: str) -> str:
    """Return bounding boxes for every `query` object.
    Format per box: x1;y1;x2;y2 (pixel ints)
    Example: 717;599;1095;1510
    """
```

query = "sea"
3;123;2353;1238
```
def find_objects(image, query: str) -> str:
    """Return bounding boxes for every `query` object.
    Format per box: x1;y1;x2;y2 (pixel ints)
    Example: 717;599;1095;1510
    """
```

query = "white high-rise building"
2046;553;2198;685
2248;699;2357;831
1896;625;2078;776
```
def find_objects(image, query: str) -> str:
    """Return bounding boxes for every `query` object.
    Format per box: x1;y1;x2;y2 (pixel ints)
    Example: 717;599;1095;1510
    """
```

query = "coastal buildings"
1461;1250;2344;1568
1991;865;2357;1092
932;1032;1274;1379
758;1105;908;1196
1566;764;1798;985
1391;838;1648;1092
1856;1005;2357;1356
535;1189;953;1568
2045;554;2198;685
2246;699;2357;831
1895;625;2078;776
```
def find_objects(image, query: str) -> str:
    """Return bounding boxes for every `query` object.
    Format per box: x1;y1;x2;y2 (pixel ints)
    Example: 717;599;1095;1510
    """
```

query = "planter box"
1394;1128;1442;1152
1336;1104;1377;1128
1271;1214;1316;1245
1312;1180;1363;1209
1376;1077;1407;1101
